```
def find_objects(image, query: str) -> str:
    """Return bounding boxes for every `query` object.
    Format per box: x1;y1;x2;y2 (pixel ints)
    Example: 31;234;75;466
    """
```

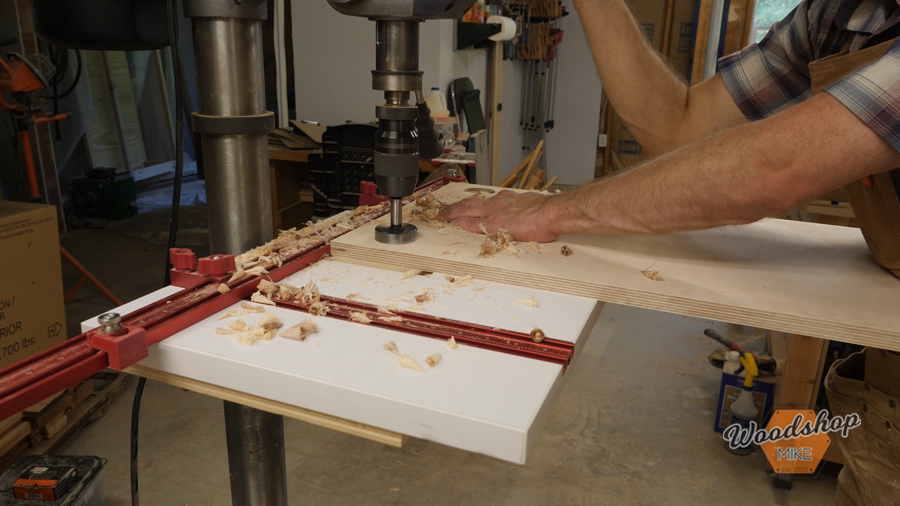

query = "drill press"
328;0;476;244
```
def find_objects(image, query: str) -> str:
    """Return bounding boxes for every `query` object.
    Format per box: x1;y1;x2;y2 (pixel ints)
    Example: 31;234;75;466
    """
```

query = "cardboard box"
628;0;668;51
0;202;67;370
667;0;697;78
602;0;698;174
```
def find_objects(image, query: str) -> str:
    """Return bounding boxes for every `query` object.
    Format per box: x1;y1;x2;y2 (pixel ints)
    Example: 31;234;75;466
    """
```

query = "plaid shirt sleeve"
825;42;900;151
717;0;816;120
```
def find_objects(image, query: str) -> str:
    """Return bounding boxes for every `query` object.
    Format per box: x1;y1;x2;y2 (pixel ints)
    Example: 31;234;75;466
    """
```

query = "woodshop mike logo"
723;408;861;474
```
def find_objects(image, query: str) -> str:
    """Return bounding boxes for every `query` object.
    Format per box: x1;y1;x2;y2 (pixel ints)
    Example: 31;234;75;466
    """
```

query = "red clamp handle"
360;181;379;196
169;248;196;270
198;255;236;276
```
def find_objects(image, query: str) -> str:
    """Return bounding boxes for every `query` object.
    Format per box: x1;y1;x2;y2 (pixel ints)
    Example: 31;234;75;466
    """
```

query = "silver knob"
98;313;122;334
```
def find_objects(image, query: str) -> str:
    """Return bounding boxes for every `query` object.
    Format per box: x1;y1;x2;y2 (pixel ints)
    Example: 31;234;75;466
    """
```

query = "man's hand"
438;190;560;243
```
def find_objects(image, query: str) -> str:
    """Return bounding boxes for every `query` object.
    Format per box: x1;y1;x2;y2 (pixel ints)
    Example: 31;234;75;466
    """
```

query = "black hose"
50;50;82;100
131;0;186;503
165;0;185;285
129;377;147;506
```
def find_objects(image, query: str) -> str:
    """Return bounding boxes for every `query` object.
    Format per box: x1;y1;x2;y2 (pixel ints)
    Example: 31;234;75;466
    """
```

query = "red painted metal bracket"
274;295;575;370
85;326;149;371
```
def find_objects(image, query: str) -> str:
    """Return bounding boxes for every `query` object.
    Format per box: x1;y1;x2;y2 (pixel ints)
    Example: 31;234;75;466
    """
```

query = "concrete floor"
56;202;839;506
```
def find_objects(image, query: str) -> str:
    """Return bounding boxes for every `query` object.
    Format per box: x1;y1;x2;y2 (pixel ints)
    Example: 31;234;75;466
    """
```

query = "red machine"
0;50;70;201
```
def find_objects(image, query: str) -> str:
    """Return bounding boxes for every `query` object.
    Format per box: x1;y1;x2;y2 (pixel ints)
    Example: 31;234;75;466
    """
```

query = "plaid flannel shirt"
718;0;900;151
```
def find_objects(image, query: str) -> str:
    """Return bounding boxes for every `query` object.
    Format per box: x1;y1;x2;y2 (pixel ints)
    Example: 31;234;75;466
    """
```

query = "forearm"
546;93;900;235
575;0;748;155
575;0;689;153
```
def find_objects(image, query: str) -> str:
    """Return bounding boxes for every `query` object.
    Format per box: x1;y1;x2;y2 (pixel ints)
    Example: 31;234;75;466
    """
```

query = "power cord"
131;0;186;503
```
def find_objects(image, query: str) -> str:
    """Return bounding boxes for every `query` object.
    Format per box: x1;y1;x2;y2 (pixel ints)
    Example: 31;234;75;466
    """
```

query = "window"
753;0;803;42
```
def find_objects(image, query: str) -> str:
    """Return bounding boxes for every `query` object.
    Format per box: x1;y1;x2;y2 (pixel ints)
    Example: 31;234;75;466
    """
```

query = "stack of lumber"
0;373;128;472
499;141;557;191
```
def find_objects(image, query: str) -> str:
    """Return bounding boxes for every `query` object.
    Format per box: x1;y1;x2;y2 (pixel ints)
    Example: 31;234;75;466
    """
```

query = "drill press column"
373;20;421;245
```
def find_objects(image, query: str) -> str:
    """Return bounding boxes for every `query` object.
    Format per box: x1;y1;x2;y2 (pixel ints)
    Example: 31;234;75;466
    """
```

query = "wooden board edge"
124;364;407;448
329;245;899;350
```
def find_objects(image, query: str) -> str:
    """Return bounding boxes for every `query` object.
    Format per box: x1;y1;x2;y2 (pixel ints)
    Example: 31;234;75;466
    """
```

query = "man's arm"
439;93;900;241
575;0;748;155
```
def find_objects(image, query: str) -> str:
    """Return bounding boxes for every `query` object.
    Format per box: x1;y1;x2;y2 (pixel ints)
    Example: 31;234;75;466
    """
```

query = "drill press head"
328;0;476;245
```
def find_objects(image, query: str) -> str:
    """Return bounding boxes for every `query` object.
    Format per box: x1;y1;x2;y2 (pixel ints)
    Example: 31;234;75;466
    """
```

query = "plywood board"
331;183;900;351
84;261;602;464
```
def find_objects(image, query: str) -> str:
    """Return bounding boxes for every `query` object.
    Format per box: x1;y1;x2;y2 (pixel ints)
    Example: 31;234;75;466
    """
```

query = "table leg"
224;401;288;506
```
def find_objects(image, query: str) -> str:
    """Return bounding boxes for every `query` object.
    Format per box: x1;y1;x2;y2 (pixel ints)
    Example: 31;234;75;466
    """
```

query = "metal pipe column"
223;402;288;505
183;1;284;505
186;0;275;254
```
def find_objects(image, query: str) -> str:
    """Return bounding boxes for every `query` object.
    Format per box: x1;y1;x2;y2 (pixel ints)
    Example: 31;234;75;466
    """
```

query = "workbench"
76;181;899;480
83;259;602;463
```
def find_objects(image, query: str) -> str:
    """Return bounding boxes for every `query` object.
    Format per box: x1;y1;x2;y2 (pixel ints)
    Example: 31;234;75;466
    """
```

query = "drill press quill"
328;0;476;244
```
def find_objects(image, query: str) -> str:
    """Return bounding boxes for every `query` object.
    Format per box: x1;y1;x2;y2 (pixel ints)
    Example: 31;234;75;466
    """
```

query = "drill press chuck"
375;198;417;244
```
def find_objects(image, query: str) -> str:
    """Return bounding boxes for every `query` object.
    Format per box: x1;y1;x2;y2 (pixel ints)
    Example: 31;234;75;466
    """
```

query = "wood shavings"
560;245;573;257
228;267;245;283
447;337;458;349
405;305;426;311
257;279;279;295
216;304;263;321
531;328;545;343
234;332;256;345
279;319;317;341
240;302;266;313
245;266;269;277
346;293;369;301
399;269;420;280
380;316;403;322
216;308;244;321
251;291;275;306
261;321;283;331
478;224;520;258
514;297;539;307
383;341;400;356
641;263;664;281
528;242;541;254
406;192;446;225
642;269;664;281
454;274;474;287
439;284;456;295
257;312;279;328
218;283;230;294
349;312;372;324
425;353;441;368
443;274;455;283
376;306;397;314
299;281;321;305
227;319;248;331
398;354;425;372
414;288;434;304
215;328;237;335
309;301;328;316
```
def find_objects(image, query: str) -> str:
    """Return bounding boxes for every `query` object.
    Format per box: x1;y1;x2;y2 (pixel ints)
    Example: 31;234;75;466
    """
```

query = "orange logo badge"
722;407;861;475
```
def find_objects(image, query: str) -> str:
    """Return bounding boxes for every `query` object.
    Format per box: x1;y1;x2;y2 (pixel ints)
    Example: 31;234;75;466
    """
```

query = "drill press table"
83;259;602;464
